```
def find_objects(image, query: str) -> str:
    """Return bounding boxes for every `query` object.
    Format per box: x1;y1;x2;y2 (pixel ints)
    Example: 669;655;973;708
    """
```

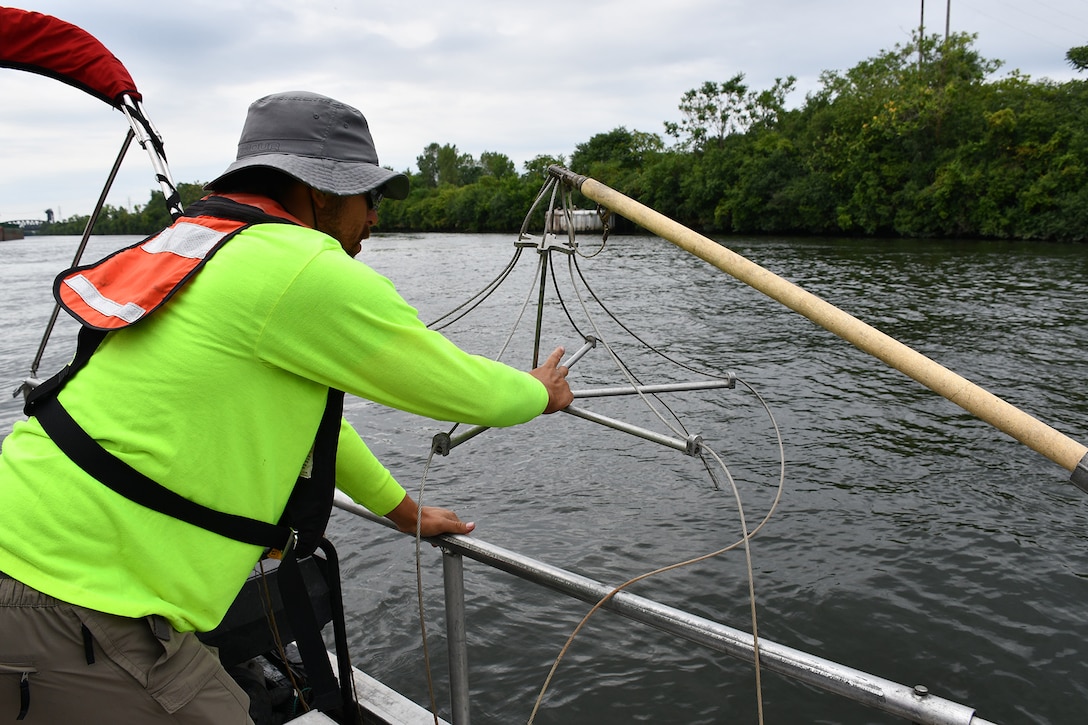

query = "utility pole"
920;0;951;67
919;0;925;69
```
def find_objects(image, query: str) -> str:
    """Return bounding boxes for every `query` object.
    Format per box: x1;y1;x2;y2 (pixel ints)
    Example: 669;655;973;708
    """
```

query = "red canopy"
0;6;140;107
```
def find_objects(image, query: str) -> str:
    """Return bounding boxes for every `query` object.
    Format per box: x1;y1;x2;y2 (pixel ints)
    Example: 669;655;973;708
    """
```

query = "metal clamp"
685;434;704;456
432;432;452;457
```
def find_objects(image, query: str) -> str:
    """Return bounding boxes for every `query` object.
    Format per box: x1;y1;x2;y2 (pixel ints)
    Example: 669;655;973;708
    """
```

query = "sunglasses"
366;190;384;210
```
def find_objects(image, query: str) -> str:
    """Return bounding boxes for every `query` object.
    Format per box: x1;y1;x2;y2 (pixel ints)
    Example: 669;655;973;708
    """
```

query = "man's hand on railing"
385;493;475;537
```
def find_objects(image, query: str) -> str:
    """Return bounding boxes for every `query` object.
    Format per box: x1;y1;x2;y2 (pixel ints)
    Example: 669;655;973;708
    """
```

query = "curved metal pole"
26;128;135;381
547;165;1088;492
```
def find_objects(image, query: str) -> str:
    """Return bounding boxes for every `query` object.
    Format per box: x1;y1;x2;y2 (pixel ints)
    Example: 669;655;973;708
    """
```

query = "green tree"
799;32;1002;235
521;154;566;180
571;127;662;170
378;144;549;233
570;126;663;196
664;74;796;151
479;151;516;178
1067;45;1088;72
416;142;442;187
415;142;484;187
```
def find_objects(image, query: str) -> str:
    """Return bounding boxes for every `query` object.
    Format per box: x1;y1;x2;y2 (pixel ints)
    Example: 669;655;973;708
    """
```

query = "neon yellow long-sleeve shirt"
0;215;547;631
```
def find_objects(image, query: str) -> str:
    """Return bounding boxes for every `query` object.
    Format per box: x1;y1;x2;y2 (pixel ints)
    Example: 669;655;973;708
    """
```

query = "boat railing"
332;494;998;725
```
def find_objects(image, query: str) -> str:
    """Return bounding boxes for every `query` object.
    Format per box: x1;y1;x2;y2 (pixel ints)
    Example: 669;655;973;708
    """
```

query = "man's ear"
310;187;330;209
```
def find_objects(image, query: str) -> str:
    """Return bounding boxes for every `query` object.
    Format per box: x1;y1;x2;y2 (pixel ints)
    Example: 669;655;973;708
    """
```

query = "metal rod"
561;336;596;368
444;426;490;451
28;128;135;379
330;496;997;725
442;550;471;725
562;404;702;455
574;379;735;398
532;250;548;368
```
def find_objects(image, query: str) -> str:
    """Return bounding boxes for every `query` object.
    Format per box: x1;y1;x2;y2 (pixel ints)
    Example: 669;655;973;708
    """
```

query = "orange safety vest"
56;194;297;330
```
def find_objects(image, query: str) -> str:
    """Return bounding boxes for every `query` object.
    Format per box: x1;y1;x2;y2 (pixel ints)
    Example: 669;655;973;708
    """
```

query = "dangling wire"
256;558;312;713
542;251;586;339
517;173;560;242
427;246;525;331
563;263;693;444
410;444;443;725
527;389;784;725
431;235;551;450
569;252;735;383
547;253;699;446
553;177;609;259
562;252;735;495
548;215;741;493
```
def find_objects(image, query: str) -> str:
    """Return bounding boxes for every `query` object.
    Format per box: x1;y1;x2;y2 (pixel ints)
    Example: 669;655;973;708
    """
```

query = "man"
0;91;572;723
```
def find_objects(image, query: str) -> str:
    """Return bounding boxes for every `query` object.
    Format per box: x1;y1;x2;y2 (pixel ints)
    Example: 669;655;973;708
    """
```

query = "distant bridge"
1;219;47;228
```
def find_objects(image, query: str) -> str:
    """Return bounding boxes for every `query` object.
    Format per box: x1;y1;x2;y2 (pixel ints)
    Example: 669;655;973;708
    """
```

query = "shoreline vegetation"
28;33;1088;243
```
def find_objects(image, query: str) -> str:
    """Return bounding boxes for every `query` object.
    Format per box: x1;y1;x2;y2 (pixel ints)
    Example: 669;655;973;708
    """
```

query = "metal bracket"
1071;451;1088;494
516;232;575;255
12;377;41;401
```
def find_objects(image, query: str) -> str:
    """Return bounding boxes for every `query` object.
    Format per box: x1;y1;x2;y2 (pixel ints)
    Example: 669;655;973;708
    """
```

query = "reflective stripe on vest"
55;214;248;330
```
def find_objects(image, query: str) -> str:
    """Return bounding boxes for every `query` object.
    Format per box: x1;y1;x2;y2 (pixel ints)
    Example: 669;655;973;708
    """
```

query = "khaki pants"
0;576;252;723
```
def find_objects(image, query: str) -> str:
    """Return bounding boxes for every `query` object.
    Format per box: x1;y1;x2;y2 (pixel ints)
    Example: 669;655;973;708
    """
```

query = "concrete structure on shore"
546;208;615;233
1;225;25;241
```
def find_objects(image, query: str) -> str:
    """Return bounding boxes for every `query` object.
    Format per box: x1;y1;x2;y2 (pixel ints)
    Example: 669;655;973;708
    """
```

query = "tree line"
37;32;1088;242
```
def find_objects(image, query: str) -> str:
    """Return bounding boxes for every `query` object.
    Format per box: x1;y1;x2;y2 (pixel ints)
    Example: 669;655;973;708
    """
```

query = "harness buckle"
267;528;298;561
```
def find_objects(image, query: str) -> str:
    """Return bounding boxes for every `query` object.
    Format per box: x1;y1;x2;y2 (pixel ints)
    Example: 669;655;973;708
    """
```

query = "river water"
1;232;1086;724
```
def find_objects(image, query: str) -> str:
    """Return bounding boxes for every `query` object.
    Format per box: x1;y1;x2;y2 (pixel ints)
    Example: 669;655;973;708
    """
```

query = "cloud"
2;0;1085;221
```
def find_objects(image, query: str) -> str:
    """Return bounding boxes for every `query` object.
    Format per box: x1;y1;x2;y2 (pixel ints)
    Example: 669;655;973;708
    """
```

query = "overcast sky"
1;0;1085;222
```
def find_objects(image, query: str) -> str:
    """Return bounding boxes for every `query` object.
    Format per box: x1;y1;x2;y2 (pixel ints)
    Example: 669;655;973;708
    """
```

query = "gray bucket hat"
205;91;409;199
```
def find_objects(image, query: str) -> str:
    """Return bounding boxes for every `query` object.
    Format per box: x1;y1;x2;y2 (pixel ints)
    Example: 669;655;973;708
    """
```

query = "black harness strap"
34;394;295;550
274;388;354;718
279;387;344;558
277;551;342;713
24;326;107;415
27;317;299;552
25;198;337;555
317;538;359;723
32;376;349;711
